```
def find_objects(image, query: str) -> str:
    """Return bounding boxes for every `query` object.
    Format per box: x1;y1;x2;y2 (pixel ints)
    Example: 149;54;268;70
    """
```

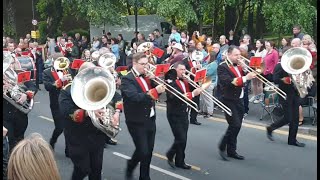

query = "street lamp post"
134;0;138;34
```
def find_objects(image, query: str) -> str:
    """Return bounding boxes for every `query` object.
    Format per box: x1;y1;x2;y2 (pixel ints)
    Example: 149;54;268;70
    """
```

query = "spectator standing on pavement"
131;31;139;48
118;34;126;66
90;36;100;52
153;29;164;49
168;26;181;44
293;25;304;40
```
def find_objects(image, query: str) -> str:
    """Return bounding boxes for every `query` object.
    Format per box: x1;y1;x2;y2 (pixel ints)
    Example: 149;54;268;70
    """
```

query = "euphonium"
281;47;314;98
70;66;120;138
3;53;34;114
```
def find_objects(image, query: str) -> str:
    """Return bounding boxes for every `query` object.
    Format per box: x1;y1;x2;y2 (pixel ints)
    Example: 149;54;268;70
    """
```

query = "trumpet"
234;55;287;100
180;68;232;116
145;64;199;112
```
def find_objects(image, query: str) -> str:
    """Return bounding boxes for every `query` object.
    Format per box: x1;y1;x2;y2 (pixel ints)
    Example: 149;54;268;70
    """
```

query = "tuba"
70;66;120;138
3;53;34;114
281;47;314;98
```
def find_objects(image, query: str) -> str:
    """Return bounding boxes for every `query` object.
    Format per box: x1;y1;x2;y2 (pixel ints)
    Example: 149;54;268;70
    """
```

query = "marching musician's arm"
111;91;123;113
43;70;56;91
217;65;246;87
22;80;38;99
273;63;291;85
120;76;160;102
59;88;87;123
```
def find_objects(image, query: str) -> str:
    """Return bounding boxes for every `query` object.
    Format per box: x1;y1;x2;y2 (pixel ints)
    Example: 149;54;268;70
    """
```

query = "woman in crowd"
7;133;61;180
263;40;279;82
111;37;120;63
250;39;267;104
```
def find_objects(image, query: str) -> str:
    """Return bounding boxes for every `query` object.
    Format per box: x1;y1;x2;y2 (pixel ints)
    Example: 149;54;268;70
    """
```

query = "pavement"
156;92;317;137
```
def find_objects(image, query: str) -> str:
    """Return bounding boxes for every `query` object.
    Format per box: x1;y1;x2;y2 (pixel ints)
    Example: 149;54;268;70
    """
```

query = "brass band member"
3;55;38;151
43;57;71;157
121;52;165;180
266;57;306;147
59;62;123;180
217;46;256;160
165;61;202;169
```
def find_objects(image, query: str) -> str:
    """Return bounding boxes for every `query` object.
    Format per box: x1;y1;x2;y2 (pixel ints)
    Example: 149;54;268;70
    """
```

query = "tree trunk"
126;0;132;15
247;0;254;38
46;0;63;38
225;5;237;35
255;0;264;39
5;0;17;38
171;15;176;26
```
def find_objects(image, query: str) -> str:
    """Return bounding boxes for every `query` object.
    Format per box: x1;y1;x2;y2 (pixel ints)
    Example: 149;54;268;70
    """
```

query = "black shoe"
106;138;117;145
175;163;191;169
49;138;55;150
227;153;245;160
166;152;175;168
266;127;274;141
288;141;305;147
219;150;229;161
190;121;201;125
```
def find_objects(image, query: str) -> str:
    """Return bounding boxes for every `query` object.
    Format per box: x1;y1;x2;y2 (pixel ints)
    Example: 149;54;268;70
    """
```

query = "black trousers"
50;106;67;150
65;133;105;180
3;112;28;151
190;95;200;122
219;98;244;154
167;111;189;165
269;95;300;143
126;117;156;180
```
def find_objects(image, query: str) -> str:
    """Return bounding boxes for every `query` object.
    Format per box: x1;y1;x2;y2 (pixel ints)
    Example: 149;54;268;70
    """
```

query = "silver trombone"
235;55;287;100
145;64;199;112
181;68;232;116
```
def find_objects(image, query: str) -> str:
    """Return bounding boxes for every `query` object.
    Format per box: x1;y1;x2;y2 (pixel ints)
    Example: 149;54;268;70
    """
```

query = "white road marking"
34;101;40;104
38;116;54;122
113;152;192;180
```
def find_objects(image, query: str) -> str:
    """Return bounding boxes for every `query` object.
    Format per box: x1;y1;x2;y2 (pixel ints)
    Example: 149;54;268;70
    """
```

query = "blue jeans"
3;136;9;180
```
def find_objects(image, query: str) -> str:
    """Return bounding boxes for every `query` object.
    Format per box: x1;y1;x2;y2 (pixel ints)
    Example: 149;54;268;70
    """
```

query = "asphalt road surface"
25;88;317;180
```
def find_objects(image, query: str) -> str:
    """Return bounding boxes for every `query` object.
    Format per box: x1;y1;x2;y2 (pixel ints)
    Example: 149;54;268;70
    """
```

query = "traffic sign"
32;19;38;26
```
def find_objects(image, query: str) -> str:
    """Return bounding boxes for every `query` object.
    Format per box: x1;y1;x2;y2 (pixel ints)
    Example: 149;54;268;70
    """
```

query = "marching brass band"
3;37;314;180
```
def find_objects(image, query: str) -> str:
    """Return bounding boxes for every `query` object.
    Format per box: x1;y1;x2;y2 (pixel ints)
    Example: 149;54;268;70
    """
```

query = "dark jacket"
166;79;191;115
120;71;158;124
217;62;245;101
43;68;63;109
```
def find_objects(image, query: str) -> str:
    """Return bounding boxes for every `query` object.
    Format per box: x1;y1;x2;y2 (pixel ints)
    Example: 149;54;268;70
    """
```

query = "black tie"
233;63;238;66
139;74;145;78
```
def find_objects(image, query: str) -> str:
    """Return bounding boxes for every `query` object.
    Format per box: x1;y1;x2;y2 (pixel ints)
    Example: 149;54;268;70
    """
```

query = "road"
25;87;317;180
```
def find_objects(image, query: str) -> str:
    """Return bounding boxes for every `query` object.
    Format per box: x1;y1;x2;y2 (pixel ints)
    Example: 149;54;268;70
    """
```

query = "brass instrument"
98;52;116;69
70;66;120;138
53;57;73;82
3;54;34;114
281;47;314;98
137;42;157;65
145;64;199;112
223;51;287;100
176;66;232;116
90;50;100;62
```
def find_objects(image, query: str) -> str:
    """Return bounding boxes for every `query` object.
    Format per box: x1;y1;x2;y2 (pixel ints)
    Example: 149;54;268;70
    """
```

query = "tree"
36;0;63;37
3;0;17;38
262;0;316;38
63;0;128;26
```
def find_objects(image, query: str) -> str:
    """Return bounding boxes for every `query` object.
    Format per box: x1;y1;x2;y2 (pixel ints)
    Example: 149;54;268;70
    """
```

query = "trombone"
181;68;233;116
234;55;287;100
145;64;199;112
